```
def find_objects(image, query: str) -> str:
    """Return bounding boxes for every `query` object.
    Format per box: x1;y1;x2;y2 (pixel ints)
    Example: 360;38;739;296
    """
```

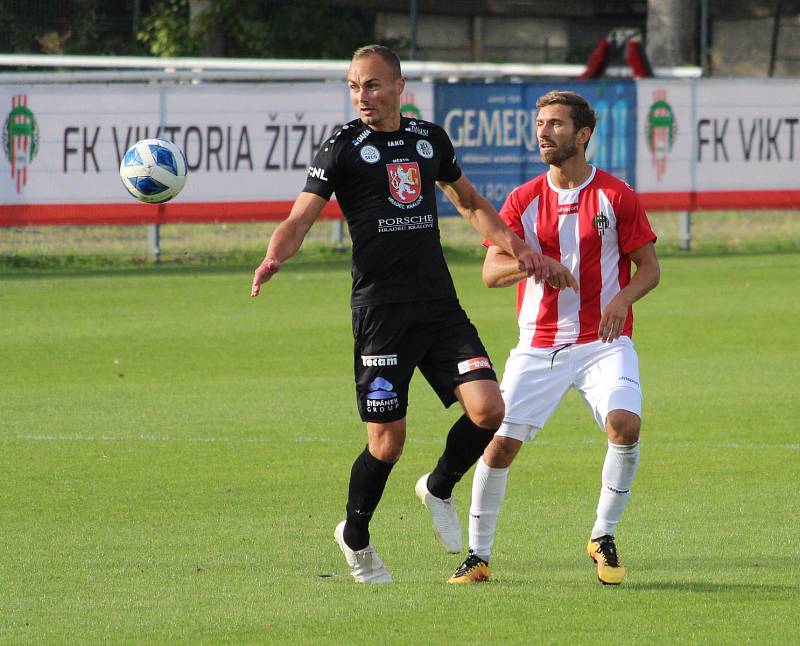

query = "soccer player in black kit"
251;45;550;583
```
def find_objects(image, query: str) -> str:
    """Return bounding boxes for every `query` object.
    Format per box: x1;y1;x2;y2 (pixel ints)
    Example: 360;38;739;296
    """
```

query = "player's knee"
483;435;522;468
467;398;505;431
367;421;406;463
370;440;403;463
606;410;641;444
384;446;404;463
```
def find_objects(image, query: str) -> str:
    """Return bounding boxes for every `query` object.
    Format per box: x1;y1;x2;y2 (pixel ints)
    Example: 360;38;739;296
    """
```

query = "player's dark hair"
352;44;402;79
536;91;596;146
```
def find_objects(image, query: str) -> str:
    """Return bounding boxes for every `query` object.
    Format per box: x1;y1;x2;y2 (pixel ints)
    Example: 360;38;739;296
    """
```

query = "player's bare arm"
598;241;660;342
437;174;549;283
251;192;328;297
483;245;578;291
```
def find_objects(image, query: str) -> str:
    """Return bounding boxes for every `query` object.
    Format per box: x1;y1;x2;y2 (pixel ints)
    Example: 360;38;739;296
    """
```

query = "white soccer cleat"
333;521;393;584
415;473;463;553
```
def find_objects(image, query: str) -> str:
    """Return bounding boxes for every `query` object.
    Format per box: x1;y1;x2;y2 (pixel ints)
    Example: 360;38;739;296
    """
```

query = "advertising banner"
0;81;433;225
636;79;800;210
434;81;637;215
5;76;797;225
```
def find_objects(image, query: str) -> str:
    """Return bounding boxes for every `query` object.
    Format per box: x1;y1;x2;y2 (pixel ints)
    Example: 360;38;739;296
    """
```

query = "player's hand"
251;258;282;297
544;258;579;292
515;245;549;283
598;292;631;342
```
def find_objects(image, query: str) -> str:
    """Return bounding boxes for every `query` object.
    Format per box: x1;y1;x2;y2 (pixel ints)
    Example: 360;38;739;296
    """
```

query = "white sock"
591;440;640;539
468;457;510;562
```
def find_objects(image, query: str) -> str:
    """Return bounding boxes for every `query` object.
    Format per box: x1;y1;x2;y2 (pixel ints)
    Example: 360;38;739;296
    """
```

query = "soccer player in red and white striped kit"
449;90;660;585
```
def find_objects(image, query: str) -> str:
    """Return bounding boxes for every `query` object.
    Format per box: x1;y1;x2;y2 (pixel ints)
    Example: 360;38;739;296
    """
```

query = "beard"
540;140;579;166
360;111;379;125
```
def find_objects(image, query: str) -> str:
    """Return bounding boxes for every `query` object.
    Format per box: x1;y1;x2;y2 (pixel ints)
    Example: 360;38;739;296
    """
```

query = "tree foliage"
138;0;374;59
0;0;374;59
0;0;147;56
137;0;196;57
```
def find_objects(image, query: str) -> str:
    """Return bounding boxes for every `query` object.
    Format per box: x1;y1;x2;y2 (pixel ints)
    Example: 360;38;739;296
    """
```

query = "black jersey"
303;117;462;307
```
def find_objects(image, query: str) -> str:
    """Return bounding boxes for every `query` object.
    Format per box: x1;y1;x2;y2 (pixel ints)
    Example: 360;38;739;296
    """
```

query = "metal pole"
699;0;709;75
472;15;484;62
768;0;784;77
409;0;419;60
151;85;166;264
132;0;141;34
679;211;692;252
148;223;161;262
331;220;345;251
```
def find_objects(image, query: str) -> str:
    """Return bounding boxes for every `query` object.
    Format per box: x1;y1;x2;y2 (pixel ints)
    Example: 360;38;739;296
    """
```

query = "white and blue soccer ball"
119;138;188;204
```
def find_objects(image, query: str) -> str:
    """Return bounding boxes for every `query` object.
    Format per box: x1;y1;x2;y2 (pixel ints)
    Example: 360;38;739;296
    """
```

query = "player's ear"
396;75;406;95
577;127;591;147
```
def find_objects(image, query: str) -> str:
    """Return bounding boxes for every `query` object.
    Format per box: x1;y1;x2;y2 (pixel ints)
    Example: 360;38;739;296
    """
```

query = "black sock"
343;446;395;550
426;414;496;500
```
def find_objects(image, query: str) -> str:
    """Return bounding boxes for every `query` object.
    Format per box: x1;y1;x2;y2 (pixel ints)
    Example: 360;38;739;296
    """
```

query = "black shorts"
352;298;497;423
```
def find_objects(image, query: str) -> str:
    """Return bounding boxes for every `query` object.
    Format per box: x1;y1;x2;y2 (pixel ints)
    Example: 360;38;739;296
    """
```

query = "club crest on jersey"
593;212;610;236
387;162;421;204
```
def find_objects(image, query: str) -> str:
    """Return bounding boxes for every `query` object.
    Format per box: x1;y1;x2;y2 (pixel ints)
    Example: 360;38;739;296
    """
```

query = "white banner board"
636;79;800;209
0;81;433;224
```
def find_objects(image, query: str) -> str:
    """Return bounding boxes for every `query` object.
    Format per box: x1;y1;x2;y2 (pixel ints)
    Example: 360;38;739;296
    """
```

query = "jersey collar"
546;165;596;194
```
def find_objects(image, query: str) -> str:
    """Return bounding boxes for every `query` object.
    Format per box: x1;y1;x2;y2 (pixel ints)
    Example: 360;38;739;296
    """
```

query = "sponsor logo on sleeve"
404;120;429;136
351;129;371;146
307;166;329;181
457;357;492;375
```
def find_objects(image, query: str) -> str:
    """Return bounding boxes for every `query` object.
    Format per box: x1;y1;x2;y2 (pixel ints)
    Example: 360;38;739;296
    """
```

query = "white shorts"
497;336;643;443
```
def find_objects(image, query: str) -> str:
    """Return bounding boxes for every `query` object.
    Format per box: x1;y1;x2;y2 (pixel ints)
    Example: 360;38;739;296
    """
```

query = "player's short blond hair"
351;44;402;79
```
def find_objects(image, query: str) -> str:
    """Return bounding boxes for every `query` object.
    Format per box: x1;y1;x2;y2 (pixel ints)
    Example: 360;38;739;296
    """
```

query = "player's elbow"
649;260;661;289
482;265;502;288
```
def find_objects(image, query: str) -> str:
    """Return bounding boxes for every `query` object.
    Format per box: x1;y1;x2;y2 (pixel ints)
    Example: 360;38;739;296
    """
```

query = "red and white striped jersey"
494;166;656;348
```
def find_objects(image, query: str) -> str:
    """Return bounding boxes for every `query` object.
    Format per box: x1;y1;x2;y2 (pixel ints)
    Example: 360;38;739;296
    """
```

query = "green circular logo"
3;103;39;164
646;99;676;154
400;103;422;120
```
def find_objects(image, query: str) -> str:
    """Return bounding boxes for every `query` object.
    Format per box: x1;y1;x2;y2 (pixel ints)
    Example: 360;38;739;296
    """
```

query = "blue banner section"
434;81;636;215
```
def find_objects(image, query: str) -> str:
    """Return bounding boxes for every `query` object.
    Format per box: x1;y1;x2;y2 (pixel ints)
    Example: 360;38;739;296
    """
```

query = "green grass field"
2;210;799;269
1;253;798;644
